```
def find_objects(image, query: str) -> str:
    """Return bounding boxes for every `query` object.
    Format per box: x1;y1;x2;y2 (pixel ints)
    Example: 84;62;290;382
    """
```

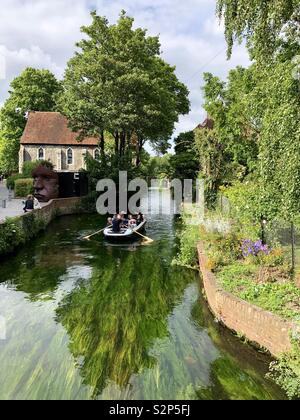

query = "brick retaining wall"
198;242;299;356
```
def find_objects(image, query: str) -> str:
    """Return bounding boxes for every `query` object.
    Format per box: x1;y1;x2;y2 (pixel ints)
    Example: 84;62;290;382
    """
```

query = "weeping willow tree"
217;0;300;59
209;1;300;222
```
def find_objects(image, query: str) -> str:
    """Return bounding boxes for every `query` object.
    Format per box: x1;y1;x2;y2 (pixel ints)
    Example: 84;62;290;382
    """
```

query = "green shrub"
22;212;46;239
221;182;262;239
0;218;25;255
6;173;23;190
173;223;202;269
76;192;97;213
258;248;287;268
14;178;34;197
202;229;242;271
0;213;47;258
22;160;54;177
6;161;54;191
268;340;300;400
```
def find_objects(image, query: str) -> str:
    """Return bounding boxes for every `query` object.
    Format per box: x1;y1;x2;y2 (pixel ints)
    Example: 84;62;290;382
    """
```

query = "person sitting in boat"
128;215;137;228
120;211;129;227
112;214;123;232
137;212;144;224
107;217;113;226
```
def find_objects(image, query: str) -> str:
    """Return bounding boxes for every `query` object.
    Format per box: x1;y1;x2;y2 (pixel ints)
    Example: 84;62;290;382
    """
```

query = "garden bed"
201;229;300;321
217;263;300;321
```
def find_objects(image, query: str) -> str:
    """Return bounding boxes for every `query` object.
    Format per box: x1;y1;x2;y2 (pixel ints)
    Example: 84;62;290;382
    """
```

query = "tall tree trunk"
136;137;144;167
100;131;105;159
115;131;119;156
127;132;133;163
127;132;132;150
120;131;126;157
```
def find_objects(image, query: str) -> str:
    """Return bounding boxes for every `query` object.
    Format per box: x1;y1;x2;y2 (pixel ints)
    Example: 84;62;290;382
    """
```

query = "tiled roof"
196;117;214;130
21;112;99;146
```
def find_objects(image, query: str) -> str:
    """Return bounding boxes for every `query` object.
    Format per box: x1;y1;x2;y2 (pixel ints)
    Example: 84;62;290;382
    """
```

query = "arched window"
94;148;101;161
67;148;73;165
38;147;45;160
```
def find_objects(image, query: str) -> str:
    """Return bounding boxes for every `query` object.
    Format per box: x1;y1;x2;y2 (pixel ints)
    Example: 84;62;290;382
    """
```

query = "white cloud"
203;15;225;37
0;45;64;109
0;0;250;137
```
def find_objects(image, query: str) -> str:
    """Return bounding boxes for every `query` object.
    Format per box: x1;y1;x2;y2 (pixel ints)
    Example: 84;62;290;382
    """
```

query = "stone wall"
19;145;99;173
34;197;83;223
197;242;299;356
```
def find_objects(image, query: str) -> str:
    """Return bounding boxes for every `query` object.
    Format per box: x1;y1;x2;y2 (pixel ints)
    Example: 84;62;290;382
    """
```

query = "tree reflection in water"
56;248;192;399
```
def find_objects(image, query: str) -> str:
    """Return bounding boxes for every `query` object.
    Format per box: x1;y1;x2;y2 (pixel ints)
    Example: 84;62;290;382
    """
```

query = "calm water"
0;193;285;400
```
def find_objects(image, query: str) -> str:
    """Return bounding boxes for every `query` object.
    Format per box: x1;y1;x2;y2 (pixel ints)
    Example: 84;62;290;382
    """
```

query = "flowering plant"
241;239;270;258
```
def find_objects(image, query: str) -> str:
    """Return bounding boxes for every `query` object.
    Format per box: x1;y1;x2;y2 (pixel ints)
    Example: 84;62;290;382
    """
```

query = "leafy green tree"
59;11;190;167
202;69;259;177
200;59;300;220
195;68;259;209
140;154;172;182
215;0;300;221
194;127;225;207
170;131;199;180
0;68;61;174
217;0;300;59
252;59;300;220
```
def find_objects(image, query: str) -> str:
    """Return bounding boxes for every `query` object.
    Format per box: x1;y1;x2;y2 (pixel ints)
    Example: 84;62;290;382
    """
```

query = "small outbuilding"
19;111;100;173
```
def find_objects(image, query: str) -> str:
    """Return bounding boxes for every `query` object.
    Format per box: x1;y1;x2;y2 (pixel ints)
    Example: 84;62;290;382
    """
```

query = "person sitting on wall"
32;163;59;203
23;195;34;213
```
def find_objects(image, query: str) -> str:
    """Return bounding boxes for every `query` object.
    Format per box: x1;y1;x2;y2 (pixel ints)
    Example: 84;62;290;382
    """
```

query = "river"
0;192;285;400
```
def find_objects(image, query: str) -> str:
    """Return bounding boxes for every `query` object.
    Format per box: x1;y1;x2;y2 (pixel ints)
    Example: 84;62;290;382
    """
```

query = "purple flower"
241;239;270;258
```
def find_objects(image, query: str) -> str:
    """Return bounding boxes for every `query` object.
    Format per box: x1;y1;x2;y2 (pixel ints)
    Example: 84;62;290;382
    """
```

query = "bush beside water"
0;212;47;258
268;341;300;400
0;218;26;255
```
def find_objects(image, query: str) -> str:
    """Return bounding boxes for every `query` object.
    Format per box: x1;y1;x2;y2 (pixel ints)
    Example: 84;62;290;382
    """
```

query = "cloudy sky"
0;0;250;138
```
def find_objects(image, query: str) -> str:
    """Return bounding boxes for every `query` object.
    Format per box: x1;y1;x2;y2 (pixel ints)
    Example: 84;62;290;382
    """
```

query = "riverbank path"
0;180;30;222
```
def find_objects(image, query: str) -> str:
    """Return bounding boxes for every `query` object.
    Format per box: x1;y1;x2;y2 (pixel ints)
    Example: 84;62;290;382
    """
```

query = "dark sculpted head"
32;164;59;202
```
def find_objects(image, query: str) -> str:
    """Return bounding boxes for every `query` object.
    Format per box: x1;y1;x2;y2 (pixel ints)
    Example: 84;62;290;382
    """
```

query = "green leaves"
59;11;190;161
255;60;300;220
217;0;299;60
0;68;61;174
170;131;199;181
200;47;300;221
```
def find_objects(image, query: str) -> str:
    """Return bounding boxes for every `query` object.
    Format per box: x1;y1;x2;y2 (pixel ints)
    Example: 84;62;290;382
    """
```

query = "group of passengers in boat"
107;212;144;233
